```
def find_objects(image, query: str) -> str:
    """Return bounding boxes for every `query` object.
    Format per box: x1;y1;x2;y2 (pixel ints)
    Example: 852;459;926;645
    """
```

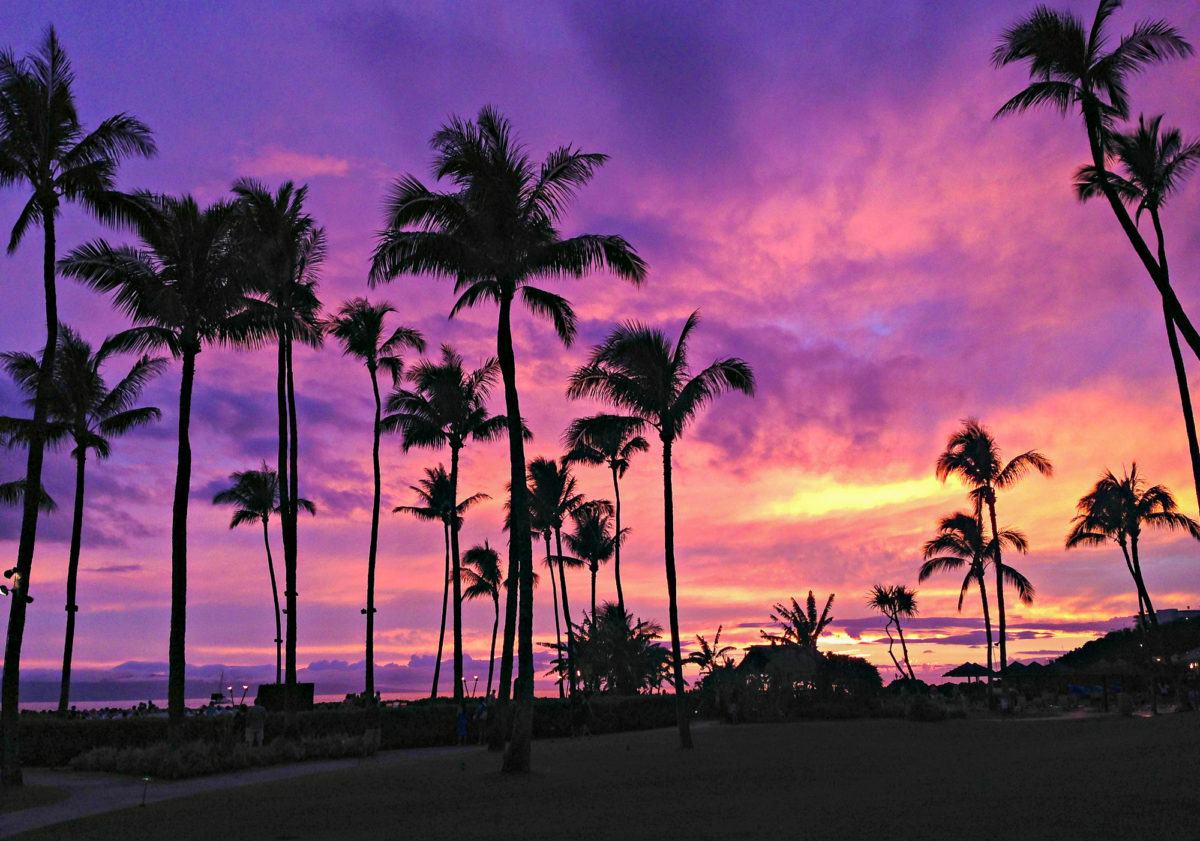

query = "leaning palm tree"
370;107;647;772
563;500;625;619
230;178;324;713
919;513;1034;682
61;193;252;740
867;584;917;681
936;419;1051;674
394;465;489;699
461;541;502;699
993;4;1200;481
563;414;648;614
212;464;315;686
1074;116;1200;511
0;326;164;714
1066;465;1200;627
568;311;755;749
326;298;424;701
0;26;154;784
384;345;509;705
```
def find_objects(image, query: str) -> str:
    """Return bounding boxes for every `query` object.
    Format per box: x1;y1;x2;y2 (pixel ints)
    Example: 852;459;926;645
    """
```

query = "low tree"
867;584;918;681
762;592;835;652
561;500;625;619
461;541;502;698
547;602;670;695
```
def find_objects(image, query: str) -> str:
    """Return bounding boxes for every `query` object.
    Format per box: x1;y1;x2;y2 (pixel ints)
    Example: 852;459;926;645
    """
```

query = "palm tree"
1066;465;1200;627
384;345;509;705
562;500;625;619
867;585;918;681
369;107;646;772
394;465;489;699
0;326;164;714
1074;116;1200;511
0;26;154;784
918;513;1034;682
936;419;1051;674
326;298;424;701
563;414;648;615
993;2;1200;397
230;178;324;713
461;541;502;698
61;193;252;739
568;311;755;748
211;464;315;686
763;592;835;652
687;626;736;680
525;493;565;699
526;457;586;696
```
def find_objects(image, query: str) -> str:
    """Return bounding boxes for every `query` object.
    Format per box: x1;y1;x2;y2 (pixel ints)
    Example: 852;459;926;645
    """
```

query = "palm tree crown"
919;512;1034;609
326;298;424;381
562;414;649;477
1075;113;1200;218
763;592;835;651
212;464;315;529
383;346;509;451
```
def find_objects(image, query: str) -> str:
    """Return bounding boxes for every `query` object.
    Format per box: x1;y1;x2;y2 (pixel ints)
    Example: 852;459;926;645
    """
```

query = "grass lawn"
15;715;1200;840
1;786;68;816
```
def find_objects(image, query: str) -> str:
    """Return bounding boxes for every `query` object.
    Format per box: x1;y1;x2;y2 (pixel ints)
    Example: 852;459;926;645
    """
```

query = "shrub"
906;695;947;722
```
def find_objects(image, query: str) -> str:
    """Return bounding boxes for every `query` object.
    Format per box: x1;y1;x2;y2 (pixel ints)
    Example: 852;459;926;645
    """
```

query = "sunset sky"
2;0;1199;699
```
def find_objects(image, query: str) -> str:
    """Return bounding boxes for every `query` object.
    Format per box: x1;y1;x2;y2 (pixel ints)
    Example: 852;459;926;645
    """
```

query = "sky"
2;0;1200;701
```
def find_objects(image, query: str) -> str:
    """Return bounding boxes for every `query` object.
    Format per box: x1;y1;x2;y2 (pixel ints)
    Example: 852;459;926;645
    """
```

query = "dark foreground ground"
13;714;1200;840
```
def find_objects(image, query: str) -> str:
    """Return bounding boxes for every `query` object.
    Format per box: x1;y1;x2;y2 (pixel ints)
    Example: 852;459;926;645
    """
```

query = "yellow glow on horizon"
766;475;948;519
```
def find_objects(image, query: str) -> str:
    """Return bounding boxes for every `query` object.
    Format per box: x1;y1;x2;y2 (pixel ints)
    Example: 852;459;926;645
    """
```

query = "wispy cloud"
236;146;351;179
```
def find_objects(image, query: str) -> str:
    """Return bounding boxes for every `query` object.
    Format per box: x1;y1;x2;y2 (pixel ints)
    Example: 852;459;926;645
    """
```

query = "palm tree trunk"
590;565;597;621
491;526;519;751
168;348;196;743
612;465;625;615
661;436;693;749
486;595;499;698
555;527;577;697
1129;533;1157;627
432;523;450;699
499;293;535;774
364;364;382;701
977;570;994;690
986;497;1008;675
285;328;301;711
2;212;59;785
58;449;88;714
546;533;564;698
1117;540;1147;625
882;618;903;678
449;446;464;705
262;518;282;685
895;616;915;681
275;333;294;689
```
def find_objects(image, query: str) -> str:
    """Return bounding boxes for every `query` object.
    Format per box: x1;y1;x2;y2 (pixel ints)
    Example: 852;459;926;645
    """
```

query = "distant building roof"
943;662;991;678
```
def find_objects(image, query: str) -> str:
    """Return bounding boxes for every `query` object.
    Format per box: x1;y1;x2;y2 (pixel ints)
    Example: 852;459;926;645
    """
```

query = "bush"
906;695;947;722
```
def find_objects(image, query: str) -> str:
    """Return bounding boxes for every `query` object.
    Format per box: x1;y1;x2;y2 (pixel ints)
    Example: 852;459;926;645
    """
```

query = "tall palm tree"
326;298;424;701
0;326;164;714
562;500;625;619
370;107;646;772
918;513;1034;682
394;465;489;699
763;592;835;652
568;311;755;749
211;464;315;686
993;2;1200;386
866;584;917;681
526;457;586;696
1066;465;1200;627
0;26;154;784
61;193;252;739
526;492;565;698
384;345;509;705
230;178;324;713
1074;115;1200;511
563;414;648;615
936;419;1051;674
461;541;502;698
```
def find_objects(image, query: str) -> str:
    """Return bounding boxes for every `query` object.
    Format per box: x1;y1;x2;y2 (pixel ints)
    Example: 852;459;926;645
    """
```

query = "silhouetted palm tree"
395;465;489;699
1066;465;1200;627
867;584;918;681
919;513;1034;682
384;346;509;704
936;419;1051;674
461;541;502;698
326;298;424;701
0;26;154;784
763;592;835;652
61;193;251;739
993;2;1200;365
563;500;625;619
563;414;648;614
212;465;315;686
370;107;646;771
568;311;755;749
230;178;324;713
1074;116;1200;511
0;326;163;714
687;626;735;680
549;602;669;695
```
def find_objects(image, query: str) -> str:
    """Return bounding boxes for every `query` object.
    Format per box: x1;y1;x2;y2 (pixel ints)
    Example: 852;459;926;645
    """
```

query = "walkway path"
2;743;471;838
